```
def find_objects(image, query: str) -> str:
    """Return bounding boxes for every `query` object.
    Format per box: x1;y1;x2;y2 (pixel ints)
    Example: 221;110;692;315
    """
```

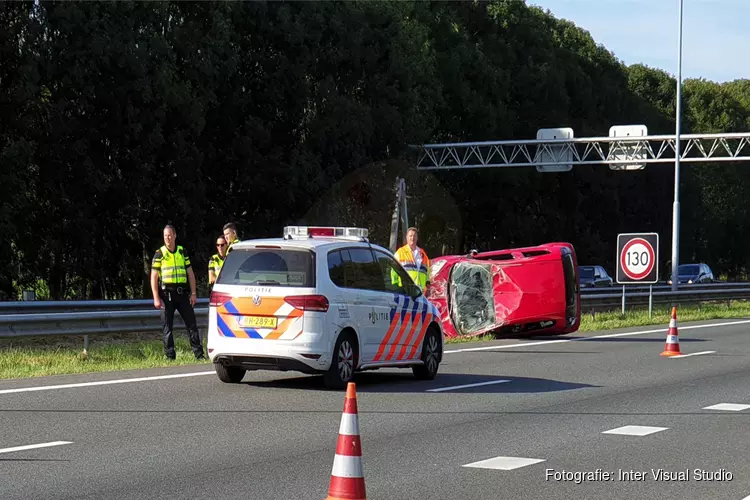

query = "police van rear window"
216;248;315;287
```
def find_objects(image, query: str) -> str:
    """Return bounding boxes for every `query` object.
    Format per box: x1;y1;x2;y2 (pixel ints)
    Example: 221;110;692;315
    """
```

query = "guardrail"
580;286;750;319
0;298;210;315
1;286;749;343
581;282;750;293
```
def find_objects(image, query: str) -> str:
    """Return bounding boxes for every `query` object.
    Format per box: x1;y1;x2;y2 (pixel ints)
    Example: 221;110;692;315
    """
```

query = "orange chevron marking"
374;312;401;361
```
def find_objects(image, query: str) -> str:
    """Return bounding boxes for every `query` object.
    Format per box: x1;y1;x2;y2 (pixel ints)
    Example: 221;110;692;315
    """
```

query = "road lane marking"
602;425;668;436
703;403;750;411
0;441;73;455
426;379;511;392
1;319;747;396
669;350;716;358
444;319;750;354
0;371;214;395
462;456;545;470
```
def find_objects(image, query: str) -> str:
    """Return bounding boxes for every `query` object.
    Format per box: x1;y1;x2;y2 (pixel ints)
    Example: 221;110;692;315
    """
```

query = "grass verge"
1;301;748;380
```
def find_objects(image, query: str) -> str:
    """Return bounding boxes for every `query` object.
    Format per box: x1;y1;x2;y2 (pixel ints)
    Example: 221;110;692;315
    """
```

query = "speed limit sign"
616;233;659;284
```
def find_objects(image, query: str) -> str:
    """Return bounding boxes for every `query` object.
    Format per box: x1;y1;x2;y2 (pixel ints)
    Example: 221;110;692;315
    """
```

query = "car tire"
412;326;441;380
323;331;357;390
214;362;246;384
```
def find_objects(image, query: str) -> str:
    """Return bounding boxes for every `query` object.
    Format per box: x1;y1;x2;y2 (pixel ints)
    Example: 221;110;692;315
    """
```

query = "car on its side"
207;226;444;389
425;242;580;339
578;265;613;288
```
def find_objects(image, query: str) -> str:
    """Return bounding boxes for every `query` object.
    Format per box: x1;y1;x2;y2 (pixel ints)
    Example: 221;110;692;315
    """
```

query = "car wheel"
412;326;441;380
323;331;357;390
214;362;246;383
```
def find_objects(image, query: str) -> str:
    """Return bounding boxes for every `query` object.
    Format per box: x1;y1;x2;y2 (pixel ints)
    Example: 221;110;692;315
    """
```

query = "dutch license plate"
241;316;278;329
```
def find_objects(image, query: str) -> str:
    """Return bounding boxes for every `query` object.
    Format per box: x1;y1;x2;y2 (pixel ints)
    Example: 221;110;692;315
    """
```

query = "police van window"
373;250;409;295
216;248;314;287
346;248;384;292
327;250;346;288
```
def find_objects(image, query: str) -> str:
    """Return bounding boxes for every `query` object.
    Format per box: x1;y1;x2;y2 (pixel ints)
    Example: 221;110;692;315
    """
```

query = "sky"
526;0;748;83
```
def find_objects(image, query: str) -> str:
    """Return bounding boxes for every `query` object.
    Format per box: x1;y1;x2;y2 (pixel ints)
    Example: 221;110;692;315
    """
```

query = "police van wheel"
215;362;246;384
412;326;441;380
323;331;357;390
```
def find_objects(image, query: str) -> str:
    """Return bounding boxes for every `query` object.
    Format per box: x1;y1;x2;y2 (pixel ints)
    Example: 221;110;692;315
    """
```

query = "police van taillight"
284;294;330;312
209;290;232;308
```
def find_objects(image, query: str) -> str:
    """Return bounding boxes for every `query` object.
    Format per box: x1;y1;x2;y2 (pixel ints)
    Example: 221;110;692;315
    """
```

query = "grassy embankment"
1;301;748;379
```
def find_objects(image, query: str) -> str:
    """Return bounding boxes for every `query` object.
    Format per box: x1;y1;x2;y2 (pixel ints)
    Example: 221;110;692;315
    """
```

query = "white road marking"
669;350;716;358
602;425;669;436
0;319;747;396
0;441;73;455
444;319;750;354
462;456;545;470
703;403;750;412
426;379;511;392
0;371;214;395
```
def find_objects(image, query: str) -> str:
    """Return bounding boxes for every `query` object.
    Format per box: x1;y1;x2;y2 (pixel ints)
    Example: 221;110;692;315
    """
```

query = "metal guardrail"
0;308;209;338
581;286;750;318
0;298;210;315
1;285;750;340
581;282;750;293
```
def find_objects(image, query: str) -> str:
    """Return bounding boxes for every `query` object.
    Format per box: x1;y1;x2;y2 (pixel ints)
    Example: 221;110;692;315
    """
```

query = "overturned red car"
424;242;581;339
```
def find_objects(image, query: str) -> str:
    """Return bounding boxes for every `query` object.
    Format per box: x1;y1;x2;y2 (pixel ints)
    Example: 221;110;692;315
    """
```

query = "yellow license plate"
241;316;278;329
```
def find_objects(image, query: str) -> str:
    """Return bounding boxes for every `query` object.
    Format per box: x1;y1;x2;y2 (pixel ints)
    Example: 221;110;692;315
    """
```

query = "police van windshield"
216;248;315;287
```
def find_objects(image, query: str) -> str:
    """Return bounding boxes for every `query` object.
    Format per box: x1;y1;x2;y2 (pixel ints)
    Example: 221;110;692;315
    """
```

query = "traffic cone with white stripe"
326;382;366;500
661;306;682;356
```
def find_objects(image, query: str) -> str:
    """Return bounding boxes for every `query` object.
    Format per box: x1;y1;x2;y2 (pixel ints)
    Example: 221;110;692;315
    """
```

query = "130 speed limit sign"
616;233;659;284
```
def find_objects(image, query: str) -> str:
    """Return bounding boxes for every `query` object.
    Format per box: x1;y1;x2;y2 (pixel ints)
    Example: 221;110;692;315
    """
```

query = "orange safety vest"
394;245;430;289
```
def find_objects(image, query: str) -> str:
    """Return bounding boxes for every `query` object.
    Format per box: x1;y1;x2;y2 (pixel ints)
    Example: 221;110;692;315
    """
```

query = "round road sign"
620;237;655;280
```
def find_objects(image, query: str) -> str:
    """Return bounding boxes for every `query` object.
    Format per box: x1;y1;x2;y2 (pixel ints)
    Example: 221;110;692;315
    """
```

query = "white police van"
207;226;444;389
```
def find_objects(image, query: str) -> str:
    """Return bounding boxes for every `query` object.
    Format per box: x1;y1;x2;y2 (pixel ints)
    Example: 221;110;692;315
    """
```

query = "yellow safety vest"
226;237;241;254
208;253;225;275
392;245;430;290
154;245;189;284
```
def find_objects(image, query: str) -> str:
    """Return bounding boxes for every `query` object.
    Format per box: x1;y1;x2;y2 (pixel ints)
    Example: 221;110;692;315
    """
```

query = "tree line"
2;0;749;300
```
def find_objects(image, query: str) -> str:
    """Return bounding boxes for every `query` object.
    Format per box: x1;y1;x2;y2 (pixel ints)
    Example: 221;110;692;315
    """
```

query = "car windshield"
678;265;700;275
578;267;595;279
216;248;315;287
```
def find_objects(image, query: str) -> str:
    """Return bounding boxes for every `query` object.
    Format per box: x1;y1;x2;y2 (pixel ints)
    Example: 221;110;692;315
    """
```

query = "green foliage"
0;0;749;299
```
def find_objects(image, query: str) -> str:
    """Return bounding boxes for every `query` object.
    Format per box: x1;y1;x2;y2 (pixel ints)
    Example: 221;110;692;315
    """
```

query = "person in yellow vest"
393;227;431;291
208;235;228;285
223;222;241;253
150;224;205;361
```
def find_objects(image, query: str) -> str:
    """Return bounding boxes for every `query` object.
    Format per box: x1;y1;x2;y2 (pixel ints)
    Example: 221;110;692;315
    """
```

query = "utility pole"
670;0;684;292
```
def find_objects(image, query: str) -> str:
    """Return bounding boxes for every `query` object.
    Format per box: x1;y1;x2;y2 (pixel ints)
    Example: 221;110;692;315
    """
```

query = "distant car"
425;242;581;339
667;263;715;285
578;265;613;288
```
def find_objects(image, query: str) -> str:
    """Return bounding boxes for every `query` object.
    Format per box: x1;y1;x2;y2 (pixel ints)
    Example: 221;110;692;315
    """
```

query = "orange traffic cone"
661;306;682;356
326;382;366;500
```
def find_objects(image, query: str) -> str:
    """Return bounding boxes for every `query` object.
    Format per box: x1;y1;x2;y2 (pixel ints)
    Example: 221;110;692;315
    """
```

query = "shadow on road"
241;372;597;394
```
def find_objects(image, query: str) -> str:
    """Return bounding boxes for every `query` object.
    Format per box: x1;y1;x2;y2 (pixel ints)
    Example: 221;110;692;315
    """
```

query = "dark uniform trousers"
160;285;204;359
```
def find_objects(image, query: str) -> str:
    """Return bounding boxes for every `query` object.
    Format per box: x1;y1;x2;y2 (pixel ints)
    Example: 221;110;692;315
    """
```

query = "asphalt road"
2;318;750;500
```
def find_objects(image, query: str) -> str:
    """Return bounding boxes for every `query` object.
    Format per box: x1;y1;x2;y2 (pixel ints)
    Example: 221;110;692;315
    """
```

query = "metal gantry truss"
414;132;750;170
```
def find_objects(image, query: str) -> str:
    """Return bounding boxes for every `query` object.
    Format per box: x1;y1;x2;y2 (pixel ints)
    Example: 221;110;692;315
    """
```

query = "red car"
424;242;581;339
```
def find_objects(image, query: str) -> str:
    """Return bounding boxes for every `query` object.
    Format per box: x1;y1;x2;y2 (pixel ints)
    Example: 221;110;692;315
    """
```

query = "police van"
207;226;444;389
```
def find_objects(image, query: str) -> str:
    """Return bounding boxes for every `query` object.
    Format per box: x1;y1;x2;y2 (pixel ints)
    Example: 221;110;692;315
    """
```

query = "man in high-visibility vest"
393;227;431;291
223;222;241;253
208;235;227;286
150;224;205;361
